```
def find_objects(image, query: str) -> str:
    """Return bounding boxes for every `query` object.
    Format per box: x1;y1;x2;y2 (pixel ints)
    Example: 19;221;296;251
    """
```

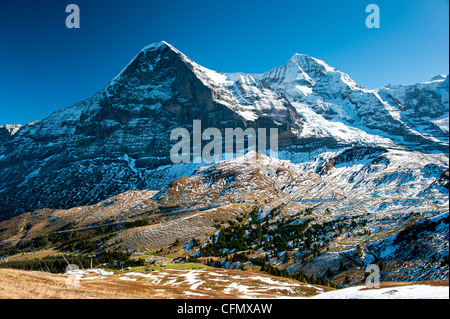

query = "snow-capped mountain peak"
0;41;448;219
0;124;22;136
259;53;358;92
430;74;448;82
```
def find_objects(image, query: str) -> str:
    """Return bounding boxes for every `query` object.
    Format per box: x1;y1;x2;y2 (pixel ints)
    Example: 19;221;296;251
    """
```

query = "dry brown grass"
0;267;333;299
0;190;158;244
111;204;246;251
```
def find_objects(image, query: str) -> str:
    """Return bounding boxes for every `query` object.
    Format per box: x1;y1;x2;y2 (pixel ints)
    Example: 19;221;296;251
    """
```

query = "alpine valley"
0;42;448;292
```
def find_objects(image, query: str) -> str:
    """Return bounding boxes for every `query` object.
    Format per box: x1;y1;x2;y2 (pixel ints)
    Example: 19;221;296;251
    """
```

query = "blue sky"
0;0;448;125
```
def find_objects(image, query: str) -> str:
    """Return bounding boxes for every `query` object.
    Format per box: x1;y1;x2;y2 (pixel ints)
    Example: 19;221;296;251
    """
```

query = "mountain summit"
0;42;448;219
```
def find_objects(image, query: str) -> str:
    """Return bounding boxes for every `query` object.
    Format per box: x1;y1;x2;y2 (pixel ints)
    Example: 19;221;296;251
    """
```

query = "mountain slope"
0;150;447;284
0;41;448;220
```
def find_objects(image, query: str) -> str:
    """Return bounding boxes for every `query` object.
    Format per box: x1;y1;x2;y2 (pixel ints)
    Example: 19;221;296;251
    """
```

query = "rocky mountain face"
0;41;448;221
0;39;448;284
1;149;447;284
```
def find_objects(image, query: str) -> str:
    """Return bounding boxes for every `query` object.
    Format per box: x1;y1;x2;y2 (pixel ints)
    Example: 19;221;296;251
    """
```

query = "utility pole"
62;254;72;270
87;254;96;269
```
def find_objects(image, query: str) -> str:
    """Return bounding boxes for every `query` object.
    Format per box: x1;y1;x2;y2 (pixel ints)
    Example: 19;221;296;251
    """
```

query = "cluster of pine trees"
0;251;144;273
198;206;362;260
124;219;151;229
252;257;339;288
0;254;91;273
196;206;345;287
0;222;124;257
